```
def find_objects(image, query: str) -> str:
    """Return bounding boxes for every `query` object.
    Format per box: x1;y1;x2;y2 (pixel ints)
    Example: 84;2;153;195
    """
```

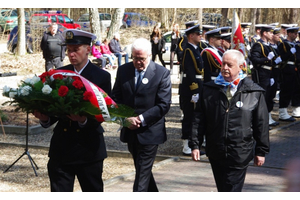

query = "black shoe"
269;121;279;126
279;117;296;122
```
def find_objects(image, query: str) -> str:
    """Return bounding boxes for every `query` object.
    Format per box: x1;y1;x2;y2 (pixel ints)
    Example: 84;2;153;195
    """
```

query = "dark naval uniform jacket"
250;39;275;84
44;61;111;164
201;44;223;83
180;43;204;98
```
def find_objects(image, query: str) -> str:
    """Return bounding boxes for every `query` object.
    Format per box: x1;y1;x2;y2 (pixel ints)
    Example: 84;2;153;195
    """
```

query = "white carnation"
30;76;41;85
9;91;18;98
2;85;10;94
24;78;32;84
42;84;52;94
20;85;32;96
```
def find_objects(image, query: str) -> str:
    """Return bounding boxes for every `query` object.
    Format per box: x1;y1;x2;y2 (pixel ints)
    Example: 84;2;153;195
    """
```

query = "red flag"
231;10;246;56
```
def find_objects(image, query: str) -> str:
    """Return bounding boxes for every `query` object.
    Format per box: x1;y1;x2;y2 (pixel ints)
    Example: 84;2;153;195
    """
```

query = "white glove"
270;78;275;86
247;45;251;51
267;52;275;60
275;57;282;64
191;93;199;103
291;47;296;54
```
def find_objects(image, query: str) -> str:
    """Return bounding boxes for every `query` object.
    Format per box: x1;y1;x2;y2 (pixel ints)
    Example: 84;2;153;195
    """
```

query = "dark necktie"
136;71;142;90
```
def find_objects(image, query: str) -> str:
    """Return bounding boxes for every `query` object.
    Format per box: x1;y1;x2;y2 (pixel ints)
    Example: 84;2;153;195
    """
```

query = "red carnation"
73;76;80;81
53;74;63;80
58;85;69;97
39;72;49;83
83;91;93;101
72;79;84;89
104;97;112;106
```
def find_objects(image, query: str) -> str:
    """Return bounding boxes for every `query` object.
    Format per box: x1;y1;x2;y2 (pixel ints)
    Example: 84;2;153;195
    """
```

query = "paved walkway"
103;67;300;192
104;121;300;192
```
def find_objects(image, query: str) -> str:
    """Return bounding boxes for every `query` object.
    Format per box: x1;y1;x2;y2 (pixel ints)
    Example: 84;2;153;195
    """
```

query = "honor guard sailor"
278;26;300;121
250;25;281;127
179;24;204;155
201;28;223;83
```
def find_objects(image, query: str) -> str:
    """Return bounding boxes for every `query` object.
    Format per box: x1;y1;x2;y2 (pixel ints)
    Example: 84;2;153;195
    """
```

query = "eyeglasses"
132;56;149;62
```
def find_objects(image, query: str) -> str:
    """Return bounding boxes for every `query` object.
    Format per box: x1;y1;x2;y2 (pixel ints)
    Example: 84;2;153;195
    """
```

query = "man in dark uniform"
280;24;296;40
177;20;198;122
250;24;264;47
34;29;111;192
250;25;282;127
278;26;300;121
180;24;204;155
178;20;198;63
270;27;283;123
40;23;66;71
199;25;216;53
201;28;223;83
218;32;231;53
241;23;252;69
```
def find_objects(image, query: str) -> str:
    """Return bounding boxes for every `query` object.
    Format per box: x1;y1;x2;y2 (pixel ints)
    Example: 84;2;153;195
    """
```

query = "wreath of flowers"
2;70;135;126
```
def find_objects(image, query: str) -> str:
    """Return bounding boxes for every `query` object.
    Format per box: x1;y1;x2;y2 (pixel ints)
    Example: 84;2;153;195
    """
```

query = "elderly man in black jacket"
189;49;270;192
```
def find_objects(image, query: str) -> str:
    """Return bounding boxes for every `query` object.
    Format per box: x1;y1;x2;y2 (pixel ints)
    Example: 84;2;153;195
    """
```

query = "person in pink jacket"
92;41;107;69
100;38;117;69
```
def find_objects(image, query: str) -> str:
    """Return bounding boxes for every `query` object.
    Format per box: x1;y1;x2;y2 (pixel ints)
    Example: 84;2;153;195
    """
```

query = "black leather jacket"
189;77;270;168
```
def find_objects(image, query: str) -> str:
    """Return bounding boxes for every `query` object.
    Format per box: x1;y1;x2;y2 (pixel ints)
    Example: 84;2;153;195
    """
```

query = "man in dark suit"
111;38;172;192
33;29;111;192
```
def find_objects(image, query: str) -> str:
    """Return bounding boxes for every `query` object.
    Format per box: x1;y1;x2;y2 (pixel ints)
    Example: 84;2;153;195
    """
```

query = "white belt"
274;65;280;68
183;74;203;79
211;76;217;80
287;61;295;65
261;65;272;70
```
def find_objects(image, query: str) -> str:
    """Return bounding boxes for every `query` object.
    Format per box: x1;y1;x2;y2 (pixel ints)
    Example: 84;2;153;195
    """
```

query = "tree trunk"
289;8;298;24
250;8;257;35
89;8;101;43
107;8;125;41
256;8;261;24
17;8;26;56
171;8;177;28
198;8;203;29
221;8;228;27
161;8;169;29
237;8;243;22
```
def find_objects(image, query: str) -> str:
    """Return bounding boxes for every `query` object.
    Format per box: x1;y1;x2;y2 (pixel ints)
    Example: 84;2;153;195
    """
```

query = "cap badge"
66;31;74;40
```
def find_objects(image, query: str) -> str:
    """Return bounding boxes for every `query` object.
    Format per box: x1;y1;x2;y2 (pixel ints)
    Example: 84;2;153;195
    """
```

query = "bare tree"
250;8;257;35
171;8;177;28
289;8;299;23
107;8;125;41
256;8;261;24
221;8;229;27
89;8;101;43
198;8;203;29
16;8;26;56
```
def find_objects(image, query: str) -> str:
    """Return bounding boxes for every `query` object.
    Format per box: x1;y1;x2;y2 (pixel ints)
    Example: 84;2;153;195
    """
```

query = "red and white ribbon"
48;70;115;122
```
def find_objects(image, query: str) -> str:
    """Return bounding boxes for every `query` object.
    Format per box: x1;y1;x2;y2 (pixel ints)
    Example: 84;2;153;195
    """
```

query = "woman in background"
170;23;181;74
150;25;166;67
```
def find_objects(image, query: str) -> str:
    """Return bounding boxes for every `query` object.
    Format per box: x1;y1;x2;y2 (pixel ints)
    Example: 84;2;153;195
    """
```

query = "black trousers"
47;158;104;192
152;52;165;67
127;134;159;192
209;158;247;192
180;94;195;139
279;69;300;108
